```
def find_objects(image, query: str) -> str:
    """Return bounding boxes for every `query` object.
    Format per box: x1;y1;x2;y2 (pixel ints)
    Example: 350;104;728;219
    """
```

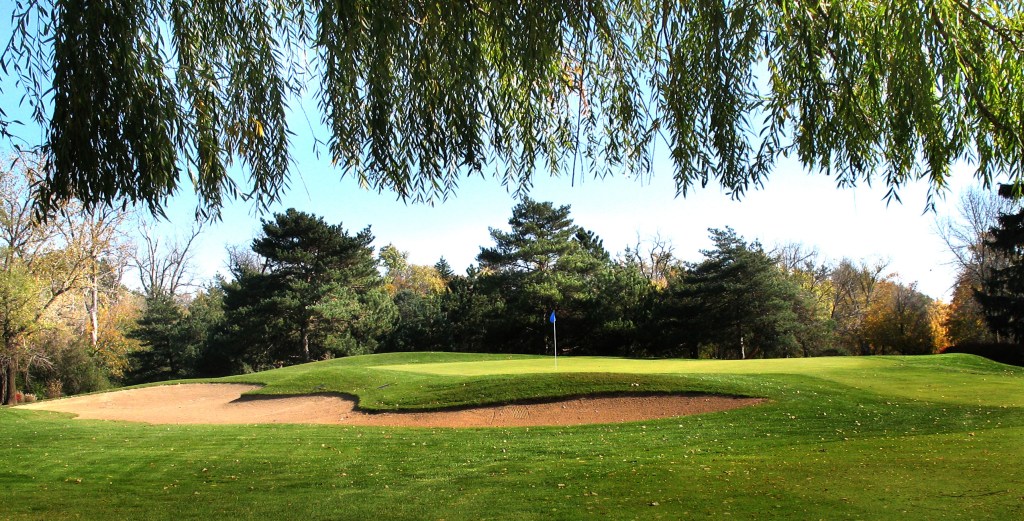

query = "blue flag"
549;311;556;324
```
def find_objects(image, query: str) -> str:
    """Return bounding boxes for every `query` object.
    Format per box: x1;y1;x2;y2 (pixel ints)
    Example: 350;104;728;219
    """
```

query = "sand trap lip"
17;383;765;427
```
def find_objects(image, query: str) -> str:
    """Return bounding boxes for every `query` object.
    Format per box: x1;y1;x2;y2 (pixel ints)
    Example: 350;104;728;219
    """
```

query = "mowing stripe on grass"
378;355;1024;408
377;355;888;376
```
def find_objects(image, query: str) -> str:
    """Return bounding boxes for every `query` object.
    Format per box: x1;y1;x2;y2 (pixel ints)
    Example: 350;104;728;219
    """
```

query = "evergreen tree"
183;285;226;377
127;285;226;383
384;290;443;353
583;261;659;356
665;228;804;359
434;266;499;353
127;293;190;383
475;199;609;354
434;258;455;285
216;209;396;370
976;187;1024;344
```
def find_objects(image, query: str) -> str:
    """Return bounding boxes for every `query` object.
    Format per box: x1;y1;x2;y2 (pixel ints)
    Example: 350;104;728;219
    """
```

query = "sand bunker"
18;383;764;427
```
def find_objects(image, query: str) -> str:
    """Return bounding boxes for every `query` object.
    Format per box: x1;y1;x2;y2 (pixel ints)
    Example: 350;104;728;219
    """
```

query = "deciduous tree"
622;233;678;288
133;219;205;299
58;206;133;350
377;245;445;352
0;262;42;403
936;187;1017;344
861;278;937;355
945;273;995;345
0;156;112;403
4;2;1021;216
772;243;837;356
829;259;890;355
379;244;445;296
936;187;1018;287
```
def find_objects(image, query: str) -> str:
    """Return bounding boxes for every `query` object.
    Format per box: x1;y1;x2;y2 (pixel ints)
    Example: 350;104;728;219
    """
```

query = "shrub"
44;380;63;399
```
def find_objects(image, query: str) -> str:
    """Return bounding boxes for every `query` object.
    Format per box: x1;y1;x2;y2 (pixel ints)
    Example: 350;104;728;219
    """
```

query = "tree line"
7;162;1021;402
99;202;952;387
373;200;945;360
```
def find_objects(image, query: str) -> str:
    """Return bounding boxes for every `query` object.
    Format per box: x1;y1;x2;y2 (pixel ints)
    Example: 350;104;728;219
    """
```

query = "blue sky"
153;143;978;300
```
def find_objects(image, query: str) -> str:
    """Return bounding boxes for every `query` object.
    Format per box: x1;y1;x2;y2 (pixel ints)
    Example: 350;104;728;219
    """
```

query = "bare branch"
132;218;205;298
935;186;1019;288
621;232;677;287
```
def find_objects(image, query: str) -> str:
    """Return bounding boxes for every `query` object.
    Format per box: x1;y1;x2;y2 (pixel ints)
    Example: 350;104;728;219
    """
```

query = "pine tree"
434;258;455;285
218;209;396;369
666;228;804;359
127;293;189;383
976;187;1024;344
475;199;609;353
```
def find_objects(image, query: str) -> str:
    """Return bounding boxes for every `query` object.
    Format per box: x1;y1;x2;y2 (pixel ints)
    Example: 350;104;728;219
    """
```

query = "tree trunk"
3;357;17;405
90;291;99;348
301;324;310;361
89;264;99;348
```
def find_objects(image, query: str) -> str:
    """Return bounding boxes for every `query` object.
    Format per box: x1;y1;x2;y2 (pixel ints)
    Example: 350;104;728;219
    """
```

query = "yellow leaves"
93;292;144;376
927;299;951;353
860;279;938;355
224;117;268;158
380;244;446;296
0;263;42;336
252;117;265;139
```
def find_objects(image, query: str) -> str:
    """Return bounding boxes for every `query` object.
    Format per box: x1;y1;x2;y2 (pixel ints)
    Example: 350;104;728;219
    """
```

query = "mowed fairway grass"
2;353;1023;520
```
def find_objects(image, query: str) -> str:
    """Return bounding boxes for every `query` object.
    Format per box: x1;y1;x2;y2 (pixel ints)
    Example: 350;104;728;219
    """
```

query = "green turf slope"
1;353;1021;520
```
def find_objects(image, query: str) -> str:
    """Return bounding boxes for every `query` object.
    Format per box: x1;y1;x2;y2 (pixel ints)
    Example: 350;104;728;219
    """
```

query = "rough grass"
1;353;1022;520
